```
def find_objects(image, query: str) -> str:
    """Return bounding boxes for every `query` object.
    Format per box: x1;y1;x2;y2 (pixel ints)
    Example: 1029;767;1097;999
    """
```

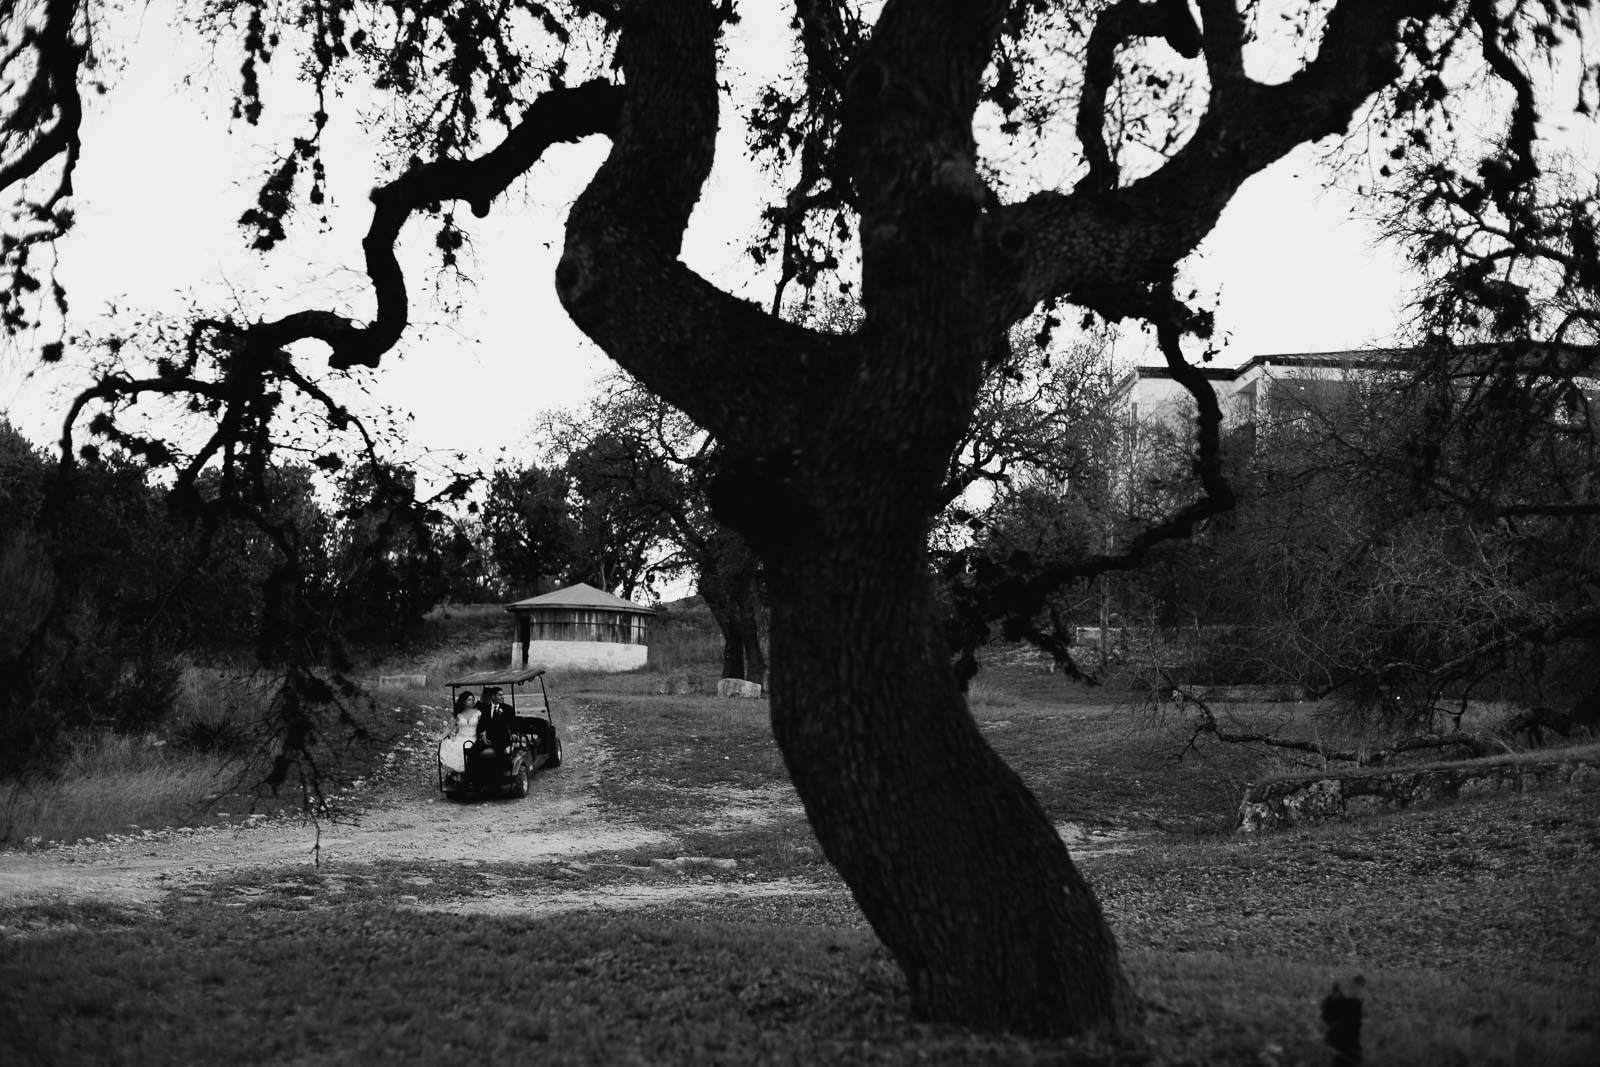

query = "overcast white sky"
0;7;1438;467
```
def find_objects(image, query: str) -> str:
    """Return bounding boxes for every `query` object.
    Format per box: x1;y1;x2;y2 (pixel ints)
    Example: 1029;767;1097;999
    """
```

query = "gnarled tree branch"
1074;0;1202;195
0;0;84;199
270;78;622;371
558;0;851;454
988;0;1451;327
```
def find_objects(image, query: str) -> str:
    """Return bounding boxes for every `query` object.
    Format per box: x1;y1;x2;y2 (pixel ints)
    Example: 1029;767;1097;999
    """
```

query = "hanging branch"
0;0;88;335
1074;0;1202;194
257;78;620;371
57;76;621;499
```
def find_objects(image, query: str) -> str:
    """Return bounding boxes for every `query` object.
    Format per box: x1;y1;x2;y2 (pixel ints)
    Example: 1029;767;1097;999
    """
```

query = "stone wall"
1237;752;1600;832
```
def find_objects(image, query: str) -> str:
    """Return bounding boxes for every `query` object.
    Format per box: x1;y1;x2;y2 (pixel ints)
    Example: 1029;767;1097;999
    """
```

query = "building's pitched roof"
505;582;656;615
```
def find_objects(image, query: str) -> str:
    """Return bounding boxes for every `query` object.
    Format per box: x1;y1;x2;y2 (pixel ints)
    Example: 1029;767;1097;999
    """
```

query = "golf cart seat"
520;715;554;749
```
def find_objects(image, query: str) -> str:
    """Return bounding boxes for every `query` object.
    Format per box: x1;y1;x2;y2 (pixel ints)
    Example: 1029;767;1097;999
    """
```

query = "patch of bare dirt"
692;783;804;831
1055;821;1144;856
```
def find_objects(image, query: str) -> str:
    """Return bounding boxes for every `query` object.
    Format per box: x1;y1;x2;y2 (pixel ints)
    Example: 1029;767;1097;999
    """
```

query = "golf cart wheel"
513;765;531;798
548;737;562;769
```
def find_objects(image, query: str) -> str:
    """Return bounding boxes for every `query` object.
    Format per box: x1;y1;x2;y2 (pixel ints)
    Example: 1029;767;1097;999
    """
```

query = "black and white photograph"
2;1;1597;1063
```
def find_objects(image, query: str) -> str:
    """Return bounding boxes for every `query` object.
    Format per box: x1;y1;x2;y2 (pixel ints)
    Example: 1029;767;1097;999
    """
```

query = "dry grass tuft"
0;742;240;845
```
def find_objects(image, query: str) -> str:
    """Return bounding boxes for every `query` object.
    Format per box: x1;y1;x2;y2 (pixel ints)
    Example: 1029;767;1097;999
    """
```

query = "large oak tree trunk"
557;0;1134;1035
745;468;1134;1035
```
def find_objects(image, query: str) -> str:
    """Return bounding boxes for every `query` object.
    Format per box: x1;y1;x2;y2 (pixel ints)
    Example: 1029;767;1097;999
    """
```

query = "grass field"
2;618;1598;1065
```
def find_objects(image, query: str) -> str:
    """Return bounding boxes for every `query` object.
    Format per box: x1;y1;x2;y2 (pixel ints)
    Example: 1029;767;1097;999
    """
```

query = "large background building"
1112;348;1389;440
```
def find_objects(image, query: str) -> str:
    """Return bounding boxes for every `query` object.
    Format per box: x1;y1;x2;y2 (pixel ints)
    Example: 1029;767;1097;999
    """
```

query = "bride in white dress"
437;690;482;774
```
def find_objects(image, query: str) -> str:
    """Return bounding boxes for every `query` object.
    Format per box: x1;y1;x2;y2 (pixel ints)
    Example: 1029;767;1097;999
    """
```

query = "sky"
0;6;1441;470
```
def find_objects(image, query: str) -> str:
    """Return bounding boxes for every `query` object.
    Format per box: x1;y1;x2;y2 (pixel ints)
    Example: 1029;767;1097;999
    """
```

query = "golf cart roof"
446;667;547;688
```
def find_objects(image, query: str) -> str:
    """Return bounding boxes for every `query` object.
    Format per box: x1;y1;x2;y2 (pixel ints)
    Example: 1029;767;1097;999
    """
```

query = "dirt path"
0;699;1140;919
0;704;676;907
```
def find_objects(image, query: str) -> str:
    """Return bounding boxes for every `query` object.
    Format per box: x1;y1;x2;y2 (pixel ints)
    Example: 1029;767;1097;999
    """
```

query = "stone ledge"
378;673;428;690
1237;748;1600;832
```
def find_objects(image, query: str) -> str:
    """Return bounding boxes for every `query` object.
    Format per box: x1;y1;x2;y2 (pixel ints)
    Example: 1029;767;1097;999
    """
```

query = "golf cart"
437;667;562;799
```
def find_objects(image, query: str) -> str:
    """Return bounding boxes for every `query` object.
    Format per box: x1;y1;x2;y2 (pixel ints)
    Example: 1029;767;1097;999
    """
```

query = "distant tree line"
0;422;474;775
0;390;780;777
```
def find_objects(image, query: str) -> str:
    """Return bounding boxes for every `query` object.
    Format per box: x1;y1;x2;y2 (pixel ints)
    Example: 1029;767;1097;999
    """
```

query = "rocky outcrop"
716;678;763;698
1237;751;1600;832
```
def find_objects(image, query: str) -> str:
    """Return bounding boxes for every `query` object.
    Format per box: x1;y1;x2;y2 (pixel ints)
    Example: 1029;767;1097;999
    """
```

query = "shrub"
103;655;185;734
169;718;252;756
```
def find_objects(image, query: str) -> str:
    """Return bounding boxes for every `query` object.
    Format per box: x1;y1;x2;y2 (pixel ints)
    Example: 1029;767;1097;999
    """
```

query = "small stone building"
505;583;654;672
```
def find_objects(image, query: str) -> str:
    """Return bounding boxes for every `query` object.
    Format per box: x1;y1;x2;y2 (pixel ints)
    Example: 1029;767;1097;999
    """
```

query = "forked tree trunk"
556;0;1133;1034
758;509;1135;1035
